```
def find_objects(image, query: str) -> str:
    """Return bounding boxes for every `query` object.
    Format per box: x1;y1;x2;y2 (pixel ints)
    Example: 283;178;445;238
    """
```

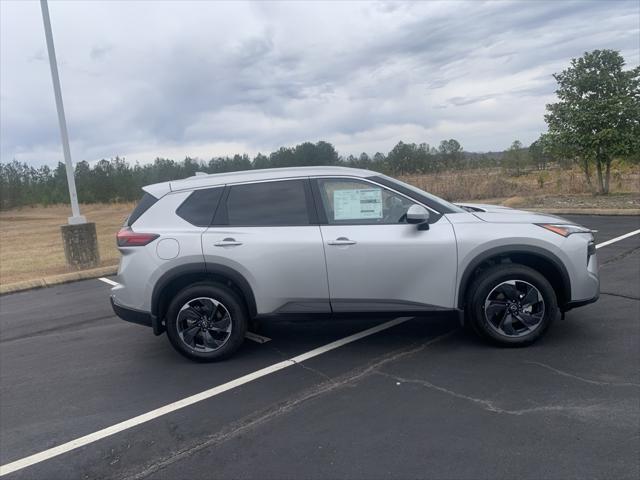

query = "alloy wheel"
483;280;545;338
176;297;232;352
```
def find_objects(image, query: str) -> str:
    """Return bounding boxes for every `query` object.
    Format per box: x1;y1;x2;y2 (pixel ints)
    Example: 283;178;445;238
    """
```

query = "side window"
127;192;158;226
176;187;224;227
225;180;310;226
317;178;416;225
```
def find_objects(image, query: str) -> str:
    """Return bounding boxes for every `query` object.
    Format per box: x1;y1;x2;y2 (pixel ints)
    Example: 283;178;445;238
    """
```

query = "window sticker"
333;188;382;220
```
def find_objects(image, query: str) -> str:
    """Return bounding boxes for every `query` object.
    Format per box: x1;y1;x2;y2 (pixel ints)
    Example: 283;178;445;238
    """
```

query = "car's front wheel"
166;282;247;361
466;264;558;346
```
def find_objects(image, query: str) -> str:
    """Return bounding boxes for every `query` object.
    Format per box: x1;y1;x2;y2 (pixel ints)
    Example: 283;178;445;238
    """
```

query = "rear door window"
176;187;224;227
224;180;310;226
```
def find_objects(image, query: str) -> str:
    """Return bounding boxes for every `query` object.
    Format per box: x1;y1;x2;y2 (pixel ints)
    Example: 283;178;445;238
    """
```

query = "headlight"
536;223;594;237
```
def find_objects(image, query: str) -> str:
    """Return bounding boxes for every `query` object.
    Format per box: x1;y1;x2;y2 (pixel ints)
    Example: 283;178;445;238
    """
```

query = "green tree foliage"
544;49;640;194
503;140;530;176
385;141;457;174
528;136;551;171
438;139;464;169
387;141;425;174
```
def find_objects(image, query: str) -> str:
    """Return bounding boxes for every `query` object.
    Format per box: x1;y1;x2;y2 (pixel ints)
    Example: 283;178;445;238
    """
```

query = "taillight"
117;227;159;247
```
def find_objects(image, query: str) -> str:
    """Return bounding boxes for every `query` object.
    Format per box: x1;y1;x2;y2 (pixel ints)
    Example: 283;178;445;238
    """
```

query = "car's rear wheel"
466;264;557;346
166;282;247;361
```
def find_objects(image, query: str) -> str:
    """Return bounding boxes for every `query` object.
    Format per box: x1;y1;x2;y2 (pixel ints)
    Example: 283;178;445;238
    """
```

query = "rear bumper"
110;296;165;335
110;296;152;328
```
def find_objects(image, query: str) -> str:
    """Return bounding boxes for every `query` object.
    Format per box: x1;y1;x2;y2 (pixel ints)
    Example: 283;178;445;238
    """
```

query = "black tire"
166;282;247;362
465;264;558;346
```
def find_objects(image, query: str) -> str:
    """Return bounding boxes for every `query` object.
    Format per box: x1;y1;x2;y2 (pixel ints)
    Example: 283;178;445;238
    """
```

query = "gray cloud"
0;0;638;166
89;44;112;61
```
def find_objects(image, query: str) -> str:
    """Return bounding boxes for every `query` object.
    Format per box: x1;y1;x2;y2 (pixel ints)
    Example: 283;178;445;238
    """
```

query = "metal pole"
40;0;85;224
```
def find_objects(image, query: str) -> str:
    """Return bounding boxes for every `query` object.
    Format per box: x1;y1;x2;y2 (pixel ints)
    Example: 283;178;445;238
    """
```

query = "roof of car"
143;166;376;197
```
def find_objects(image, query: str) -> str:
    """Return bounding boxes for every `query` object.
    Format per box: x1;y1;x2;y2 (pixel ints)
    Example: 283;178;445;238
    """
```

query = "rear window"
176;187;224;227
224;180;309;226
126;193;158;226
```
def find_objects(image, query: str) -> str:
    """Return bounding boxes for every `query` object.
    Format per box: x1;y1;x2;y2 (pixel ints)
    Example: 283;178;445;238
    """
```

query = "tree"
544;50;640;194
252;153;270;169
528;135;551;170
438;139;464;169
387;142;421;174
356;152;372;169
269;146;295;168
313;141;341;165
503;140;529;176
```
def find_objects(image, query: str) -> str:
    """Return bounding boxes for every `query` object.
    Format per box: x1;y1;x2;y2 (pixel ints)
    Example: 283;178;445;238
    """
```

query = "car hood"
454;202;570;224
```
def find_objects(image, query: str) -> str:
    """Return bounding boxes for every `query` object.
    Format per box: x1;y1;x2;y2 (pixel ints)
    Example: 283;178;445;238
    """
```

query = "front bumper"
562;292;600;312
562;235;600;310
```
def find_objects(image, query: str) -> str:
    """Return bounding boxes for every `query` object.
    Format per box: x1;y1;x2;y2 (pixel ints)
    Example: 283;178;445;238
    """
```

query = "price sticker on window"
333;188;382;220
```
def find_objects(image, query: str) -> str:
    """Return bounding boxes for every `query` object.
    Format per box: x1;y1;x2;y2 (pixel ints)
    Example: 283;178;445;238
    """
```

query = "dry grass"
398;164;640;202
501;196;529;208
0;202;133;284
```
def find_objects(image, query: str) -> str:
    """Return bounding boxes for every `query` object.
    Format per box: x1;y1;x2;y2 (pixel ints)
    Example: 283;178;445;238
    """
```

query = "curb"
528;208;640;216
0;265;118;296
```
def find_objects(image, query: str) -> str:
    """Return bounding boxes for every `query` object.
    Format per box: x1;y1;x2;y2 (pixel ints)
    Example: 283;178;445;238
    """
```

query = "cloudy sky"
1;0;638;166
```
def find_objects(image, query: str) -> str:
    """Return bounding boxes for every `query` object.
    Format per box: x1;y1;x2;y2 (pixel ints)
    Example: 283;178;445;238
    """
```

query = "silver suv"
111;166;599;361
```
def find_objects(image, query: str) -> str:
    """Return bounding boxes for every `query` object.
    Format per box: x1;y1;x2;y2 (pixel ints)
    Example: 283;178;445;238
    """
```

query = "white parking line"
98;277;119;287
0;316;412;476
596;228;640;249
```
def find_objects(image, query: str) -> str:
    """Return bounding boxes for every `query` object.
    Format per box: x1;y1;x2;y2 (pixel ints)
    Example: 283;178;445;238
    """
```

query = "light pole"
40;0;99;268
40;0;85;224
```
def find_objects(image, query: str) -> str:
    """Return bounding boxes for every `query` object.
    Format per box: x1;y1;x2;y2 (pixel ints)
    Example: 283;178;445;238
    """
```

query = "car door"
313;177;458;312
202;178;330;315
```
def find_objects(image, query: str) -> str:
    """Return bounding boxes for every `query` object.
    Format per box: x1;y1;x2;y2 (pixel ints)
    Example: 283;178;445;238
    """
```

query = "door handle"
327;237;357;246
214;237;243;247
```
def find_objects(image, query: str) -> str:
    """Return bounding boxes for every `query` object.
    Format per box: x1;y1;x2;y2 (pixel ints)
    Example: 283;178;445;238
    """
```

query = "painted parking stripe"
98;277;119;287
0;316;412;476
596;228;640;249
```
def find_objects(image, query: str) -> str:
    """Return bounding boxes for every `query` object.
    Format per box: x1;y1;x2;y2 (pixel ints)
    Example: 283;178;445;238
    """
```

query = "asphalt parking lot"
1;214;639;479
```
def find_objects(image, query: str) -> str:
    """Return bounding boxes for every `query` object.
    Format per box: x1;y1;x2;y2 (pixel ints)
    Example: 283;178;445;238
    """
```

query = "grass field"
0;203;133;284
397;163;640;201
1;165;638;286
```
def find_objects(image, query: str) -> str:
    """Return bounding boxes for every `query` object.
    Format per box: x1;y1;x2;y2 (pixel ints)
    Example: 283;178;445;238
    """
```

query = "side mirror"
406;204;430;230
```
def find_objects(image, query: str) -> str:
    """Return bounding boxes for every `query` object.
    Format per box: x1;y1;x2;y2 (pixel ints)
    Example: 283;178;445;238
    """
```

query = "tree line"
0;139;513;209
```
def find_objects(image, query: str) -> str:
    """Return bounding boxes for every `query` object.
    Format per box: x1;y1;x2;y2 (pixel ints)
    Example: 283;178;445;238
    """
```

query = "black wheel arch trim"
151;263;258;323
457;245;571;309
